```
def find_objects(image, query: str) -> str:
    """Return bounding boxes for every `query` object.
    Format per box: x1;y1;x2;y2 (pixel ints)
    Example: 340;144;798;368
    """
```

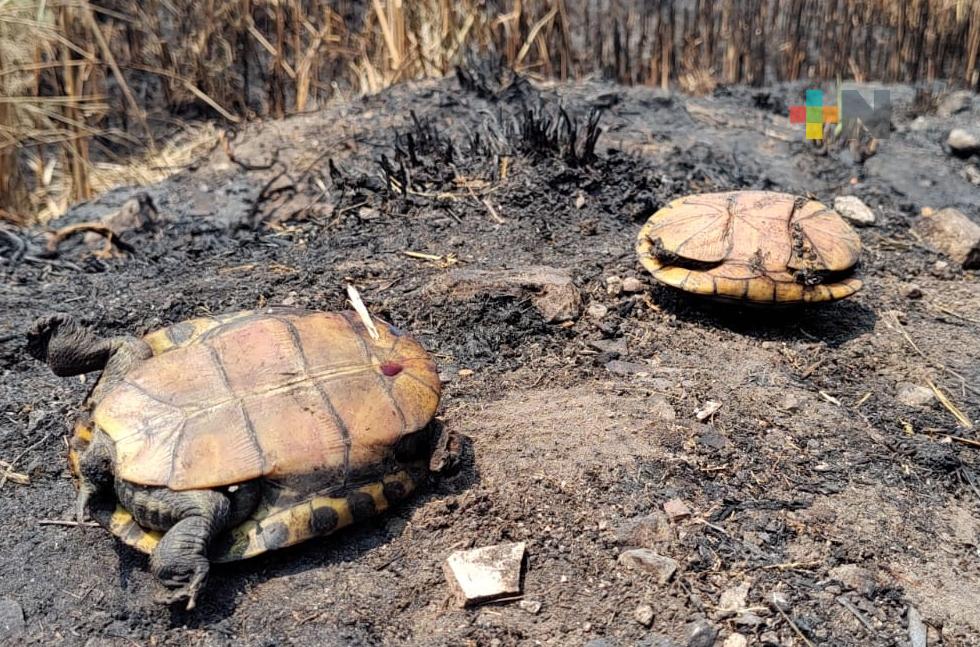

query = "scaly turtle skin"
636;191;863;304
27;308;447;608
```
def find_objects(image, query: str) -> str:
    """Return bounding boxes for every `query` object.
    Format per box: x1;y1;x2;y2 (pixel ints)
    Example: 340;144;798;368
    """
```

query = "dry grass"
2;0;979;224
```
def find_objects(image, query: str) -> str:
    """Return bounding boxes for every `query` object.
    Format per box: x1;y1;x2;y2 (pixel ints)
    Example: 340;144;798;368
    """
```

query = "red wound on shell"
380;361;403;377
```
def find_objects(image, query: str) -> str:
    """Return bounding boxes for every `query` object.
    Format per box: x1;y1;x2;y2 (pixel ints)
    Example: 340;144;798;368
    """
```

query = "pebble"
684;619;719;647
768;590;791;611
896;382;935;408
622;277;644;293
908;606;927;647
779;392;806;412
937;90;973;118
964;164;980;186
663;498;692;521
899;283;923;299
723;634;748;647
695;400;722;421
0;599;25;642
588;303;609;320
828;564;878;597
714;581;751;619
617;549;679;584
606;276;623;296
649;395;677;421
947;128;980;157
634;603;655;627
605;359;651;377
833;196;877;227
913;207;980;269
518;599;542;614
615;512;674;549
760;631;780;645
444;542;526;607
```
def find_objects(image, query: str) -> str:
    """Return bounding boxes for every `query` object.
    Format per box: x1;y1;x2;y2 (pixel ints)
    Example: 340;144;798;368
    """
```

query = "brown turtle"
27;308;451;608
636;191;863;304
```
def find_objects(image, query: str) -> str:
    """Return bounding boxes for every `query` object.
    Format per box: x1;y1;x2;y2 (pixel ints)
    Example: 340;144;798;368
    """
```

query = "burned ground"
1;70;979;646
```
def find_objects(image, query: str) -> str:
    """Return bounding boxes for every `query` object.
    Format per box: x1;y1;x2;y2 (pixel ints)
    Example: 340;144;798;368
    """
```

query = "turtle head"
26;314;71;364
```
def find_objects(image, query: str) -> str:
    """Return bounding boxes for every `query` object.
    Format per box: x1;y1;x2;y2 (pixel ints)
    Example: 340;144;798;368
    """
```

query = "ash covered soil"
2;70;980;646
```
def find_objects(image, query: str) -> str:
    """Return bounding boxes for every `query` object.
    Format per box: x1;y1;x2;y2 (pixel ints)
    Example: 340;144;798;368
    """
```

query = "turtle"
27;308;452;608
636;191;863;304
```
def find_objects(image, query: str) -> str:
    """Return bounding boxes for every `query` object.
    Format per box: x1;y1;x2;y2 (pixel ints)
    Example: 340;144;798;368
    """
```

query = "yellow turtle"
636;191;863;304
27;308;449;608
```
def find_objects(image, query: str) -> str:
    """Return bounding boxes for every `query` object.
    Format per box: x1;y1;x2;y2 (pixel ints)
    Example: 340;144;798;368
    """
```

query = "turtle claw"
74;486;92;525
158;569;207;611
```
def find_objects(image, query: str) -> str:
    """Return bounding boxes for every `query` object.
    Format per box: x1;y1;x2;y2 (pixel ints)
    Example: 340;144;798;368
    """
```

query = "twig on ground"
0;432;52;489
835;595;878;635
38;519;99;528
926;379;974;430
773;602;816;647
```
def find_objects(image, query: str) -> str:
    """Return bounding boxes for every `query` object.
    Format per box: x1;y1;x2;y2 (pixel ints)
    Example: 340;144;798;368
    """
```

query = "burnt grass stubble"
1;66;979;645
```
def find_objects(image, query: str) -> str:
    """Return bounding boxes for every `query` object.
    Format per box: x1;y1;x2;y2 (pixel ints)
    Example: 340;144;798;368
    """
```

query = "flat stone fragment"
0;599;25;642
617;548;679;584
685;619;719;647
723;634;748;647
664;497;692;521
444;542;526;607
913;208;980;269
897;382;935;407
908;606;927;647
622;277;645;292
833;196;877;227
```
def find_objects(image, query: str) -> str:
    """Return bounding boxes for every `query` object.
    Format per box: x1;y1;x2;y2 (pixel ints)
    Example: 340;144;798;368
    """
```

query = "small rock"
444;542;526;607
913;207;980;269
897;382;935;408
908;606;927;647
663;498;692;521
760;631;780;645
615;512;674;548
828;564;878;597
723;634;748;647
899;283;923;299
575;193;587;209
518;599;542;614
733;612;765;628
606;276;624;296
634;603;655;627
695;400;722;421
617;549;679;584
947;128;980;157
458;368;474;378
0;599;25;642
588;303;609;320
714;581;751;619
622;277;645;293
779;392;806;412
697;427;731;450
589;338;627;356
833;196;877;227
605;359;651;376
963;164;980;186
932;260;950;274
937;90;973;118
684;619;718;647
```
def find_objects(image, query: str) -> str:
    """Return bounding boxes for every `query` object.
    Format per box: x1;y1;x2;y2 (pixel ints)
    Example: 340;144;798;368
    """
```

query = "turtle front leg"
119;484;232;610
74;430;115;523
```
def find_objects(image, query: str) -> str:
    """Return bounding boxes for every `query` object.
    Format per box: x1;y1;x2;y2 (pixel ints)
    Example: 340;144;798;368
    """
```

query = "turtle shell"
92;309;441;490
636;191;863;304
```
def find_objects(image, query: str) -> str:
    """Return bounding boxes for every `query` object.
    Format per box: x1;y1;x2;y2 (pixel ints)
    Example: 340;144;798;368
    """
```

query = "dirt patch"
1;71;979;645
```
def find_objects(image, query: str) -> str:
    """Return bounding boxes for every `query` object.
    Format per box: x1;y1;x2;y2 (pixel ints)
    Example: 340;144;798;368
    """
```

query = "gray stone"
828;564;878;597
588;302;609;320
634;603;655;627
963;164;980;186
0;599;25;642
723;635;748;647
444;542;526;607
589;338;627;355
684;619;719;647
937;90;973;118
649;395;677;421
622;277;645;293
714;581;751;619
913;208;980;269
617;549;679;584
518;599;542;614
768;590;791;611
615;512;674;548
908;606;927;647
897;382;935;408
606;276;623;296
664;498;692;521
833;196;877;227
948;128;980;157
899;283;923;299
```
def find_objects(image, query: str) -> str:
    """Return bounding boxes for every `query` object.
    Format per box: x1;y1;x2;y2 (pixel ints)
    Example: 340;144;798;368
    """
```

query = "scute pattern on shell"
92;310;441;490
636;191;863;304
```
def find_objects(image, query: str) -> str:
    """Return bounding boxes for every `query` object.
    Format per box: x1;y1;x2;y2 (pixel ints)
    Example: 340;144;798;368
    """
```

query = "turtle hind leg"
118;484;235;610
27;314;151;380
